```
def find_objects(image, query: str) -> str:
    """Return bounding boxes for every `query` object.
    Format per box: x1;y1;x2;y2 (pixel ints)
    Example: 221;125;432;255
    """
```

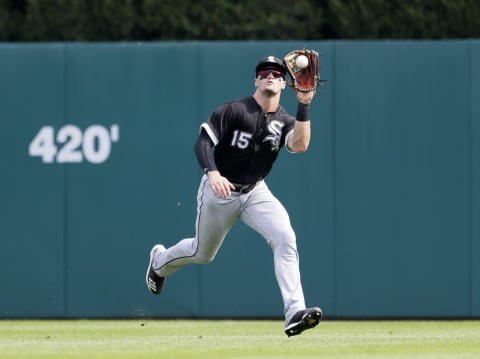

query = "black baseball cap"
255;56;287;76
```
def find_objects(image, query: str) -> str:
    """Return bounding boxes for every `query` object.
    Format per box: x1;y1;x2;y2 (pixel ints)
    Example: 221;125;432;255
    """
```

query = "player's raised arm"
287;91;314;153
283;50;321;154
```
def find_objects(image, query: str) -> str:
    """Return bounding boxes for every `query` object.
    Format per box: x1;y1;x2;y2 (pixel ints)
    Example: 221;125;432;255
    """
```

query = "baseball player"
146;55;322;336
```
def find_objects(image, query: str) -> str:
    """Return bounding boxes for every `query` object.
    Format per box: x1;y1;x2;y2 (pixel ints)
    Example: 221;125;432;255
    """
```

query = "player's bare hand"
207;171;235;199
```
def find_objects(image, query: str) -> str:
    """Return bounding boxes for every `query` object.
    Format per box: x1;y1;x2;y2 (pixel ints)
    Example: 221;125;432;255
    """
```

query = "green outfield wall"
0;41;479;319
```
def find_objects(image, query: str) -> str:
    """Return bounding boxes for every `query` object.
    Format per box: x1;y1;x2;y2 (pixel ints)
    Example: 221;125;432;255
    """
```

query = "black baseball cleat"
145;244;166;295
285;307;323;337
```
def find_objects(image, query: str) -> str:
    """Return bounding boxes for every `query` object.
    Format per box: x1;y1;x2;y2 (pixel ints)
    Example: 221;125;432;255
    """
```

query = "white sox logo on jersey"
263;120;285;151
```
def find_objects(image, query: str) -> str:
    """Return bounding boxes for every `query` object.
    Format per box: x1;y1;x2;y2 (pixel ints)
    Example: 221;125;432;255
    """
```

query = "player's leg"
152;175;241;277
239;181;322;335
239;181;306;321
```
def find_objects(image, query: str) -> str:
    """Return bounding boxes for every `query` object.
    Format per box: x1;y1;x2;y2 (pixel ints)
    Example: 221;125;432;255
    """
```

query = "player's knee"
270;229;297;252
276;241;297;256
194;253;216;265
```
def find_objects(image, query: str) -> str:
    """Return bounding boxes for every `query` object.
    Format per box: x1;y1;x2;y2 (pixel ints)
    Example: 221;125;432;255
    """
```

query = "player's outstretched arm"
287;94;313;153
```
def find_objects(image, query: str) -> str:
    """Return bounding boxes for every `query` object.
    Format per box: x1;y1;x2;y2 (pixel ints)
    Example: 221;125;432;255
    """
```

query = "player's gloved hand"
207;171;235;199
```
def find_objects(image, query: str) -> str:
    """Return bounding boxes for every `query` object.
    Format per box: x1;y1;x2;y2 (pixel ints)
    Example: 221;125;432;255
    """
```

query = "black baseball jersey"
200;96;296;185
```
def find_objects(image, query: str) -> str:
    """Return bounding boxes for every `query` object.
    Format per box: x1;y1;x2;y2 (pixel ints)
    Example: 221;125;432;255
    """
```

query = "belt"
232;183;257;194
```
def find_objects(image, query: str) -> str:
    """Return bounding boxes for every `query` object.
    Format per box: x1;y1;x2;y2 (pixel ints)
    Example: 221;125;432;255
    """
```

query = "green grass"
0;320;479;358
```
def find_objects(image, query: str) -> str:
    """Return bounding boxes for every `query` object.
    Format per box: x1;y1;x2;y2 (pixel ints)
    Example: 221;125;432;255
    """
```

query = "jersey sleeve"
199;103;232;146
194;130;217;173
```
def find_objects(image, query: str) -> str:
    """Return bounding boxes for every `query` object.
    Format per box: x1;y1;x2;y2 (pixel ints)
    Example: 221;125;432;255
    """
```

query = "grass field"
0;319;479;358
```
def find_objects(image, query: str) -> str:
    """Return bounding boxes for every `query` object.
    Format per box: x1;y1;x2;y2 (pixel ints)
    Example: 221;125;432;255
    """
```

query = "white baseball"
296;55;308;69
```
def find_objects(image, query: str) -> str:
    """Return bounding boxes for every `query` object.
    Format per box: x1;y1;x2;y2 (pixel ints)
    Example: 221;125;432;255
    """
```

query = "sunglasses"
257;70;285;80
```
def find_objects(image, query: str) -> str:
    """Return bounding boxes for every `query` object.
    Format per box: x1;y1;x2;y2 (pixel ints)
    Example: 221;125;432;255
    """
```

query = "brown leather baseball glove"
283;49;323;94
